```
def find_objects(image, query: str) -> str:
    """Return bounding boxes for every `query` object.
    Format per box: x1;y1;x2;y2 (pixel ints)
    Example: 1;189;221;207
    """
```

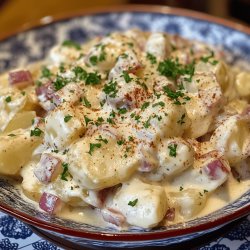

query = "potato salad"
0;29;250;229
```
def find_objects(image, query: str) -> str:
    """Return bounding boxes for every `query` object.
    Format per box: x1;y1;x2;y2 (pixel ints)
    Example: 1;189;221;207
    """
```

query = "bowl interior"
0;7;250;245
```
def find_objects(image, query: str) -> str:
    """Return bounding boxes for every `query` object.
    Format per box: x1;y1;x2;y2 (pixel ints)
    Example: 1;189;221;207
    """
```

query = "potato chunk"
110;178;168;228
0;128;43;175
67;128;141;189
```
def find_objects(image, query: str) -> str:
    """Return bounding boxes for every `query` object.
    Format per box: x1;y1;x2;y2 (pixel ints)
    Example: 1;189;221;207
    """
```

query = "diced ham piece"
204;159;230;180
34;153;62;184
101;208;126;226
165;207;175;221
39;192;63;214
9;70;33;89
36;81;55;103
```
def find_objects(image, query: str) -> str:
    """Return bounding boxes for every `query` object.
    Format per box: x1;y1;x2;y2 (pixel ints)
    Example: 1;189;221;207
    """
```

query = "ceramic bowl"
0;5;249;248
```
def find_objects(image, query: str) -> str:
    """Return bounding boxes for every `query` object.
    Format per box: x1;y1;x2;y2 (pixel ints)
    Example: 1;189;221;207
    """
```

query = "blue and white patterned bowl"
0;5;249;248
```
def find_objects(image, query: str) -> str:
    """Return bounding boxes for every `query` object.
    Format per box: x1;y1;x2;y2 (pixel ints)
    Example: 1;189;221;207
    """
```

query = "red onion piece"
39;192;63;214
205;159;229;180
101;208;126;226
9;70;33;89
34;154;62;184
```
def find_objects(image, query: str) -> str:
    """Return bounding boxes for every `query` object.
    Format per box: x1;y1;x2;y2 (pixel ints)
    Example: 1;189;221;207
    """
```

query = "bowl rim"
0;4;250;242
0;4;250;41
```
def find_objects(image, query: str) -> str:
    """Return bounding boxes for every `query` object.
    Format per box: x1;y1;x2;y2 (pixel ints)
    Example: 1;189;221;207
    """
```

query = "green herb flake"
117;139;125;146
146;53;157;64
96;135;108;144
141;102;150;111
41;66;52;78
143;116;151;128
80;96;91;108
73;66;87;81
89;55;98;66
128;198;138;207
88;143;102;155
103;81;118;98
61;162;69;181
30;127;43;137
118;107;127;114
53;76;69;91
158;58;195;82
84;116;93;126
122;71;132;83
152;101;165;108
8;134;16;137
64;115;73;123
62;40;81;50
168;144;177;157
128;136;134;141
5;96;11;103
179;186;183;191
85;72;101;85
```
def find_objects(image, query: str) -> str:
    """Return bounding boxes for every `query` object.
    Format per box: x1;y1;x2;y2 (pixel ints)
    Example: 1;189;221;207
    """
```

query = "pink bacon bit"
165;207;175;221
101;208;126;227
35;81;55;102
204;159;230;180
39;192;63;214
34;154;62;184
9;70;33;89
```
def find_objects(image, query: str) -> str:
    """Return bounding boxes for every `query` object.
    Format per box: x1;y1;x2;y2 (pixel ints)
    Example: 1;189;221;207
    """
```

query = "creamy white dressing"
1;29;250;230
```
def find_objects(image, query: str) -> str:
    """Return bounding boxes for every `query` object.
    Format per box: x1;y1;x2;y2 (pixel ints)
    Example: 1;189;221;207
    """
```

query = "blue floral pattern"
32;240;59;250
0;215;32;239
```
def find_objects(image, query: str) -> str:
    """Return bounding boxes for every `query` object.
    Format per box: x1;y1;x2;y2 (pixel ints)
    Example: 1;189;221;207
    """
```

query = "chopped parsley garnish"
204;190;208;193
89;56;98;66
41;66;52;78
118;107;127;114
122;71;132;83
179;186;183;191
103;81;118;98
117;139;125;145
158;58;195;82
8;134;16;137
128;198;138;207
141;102;150;111
128;136;134;141
134;115;141;123
143;116;151;128
62;40;81;50
30;127;43;137
163;86;190;105
61;162;69;181
177;113;186;125
146;53;157;64
168;144;177;157
84;116;93;126
136;79;148;90
200;50;219;66
95;117;104;126
120;53;128;59
88;143;102;155
107;117;115;124
21;91;26;96
51;149;59;153
53;75;69;91
59;64;65;73
5;96;11;103
96;135;108;144
64;115;72;123
81;96;91;108
85;72;101;85
152;101;165;108
73;66;87;80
